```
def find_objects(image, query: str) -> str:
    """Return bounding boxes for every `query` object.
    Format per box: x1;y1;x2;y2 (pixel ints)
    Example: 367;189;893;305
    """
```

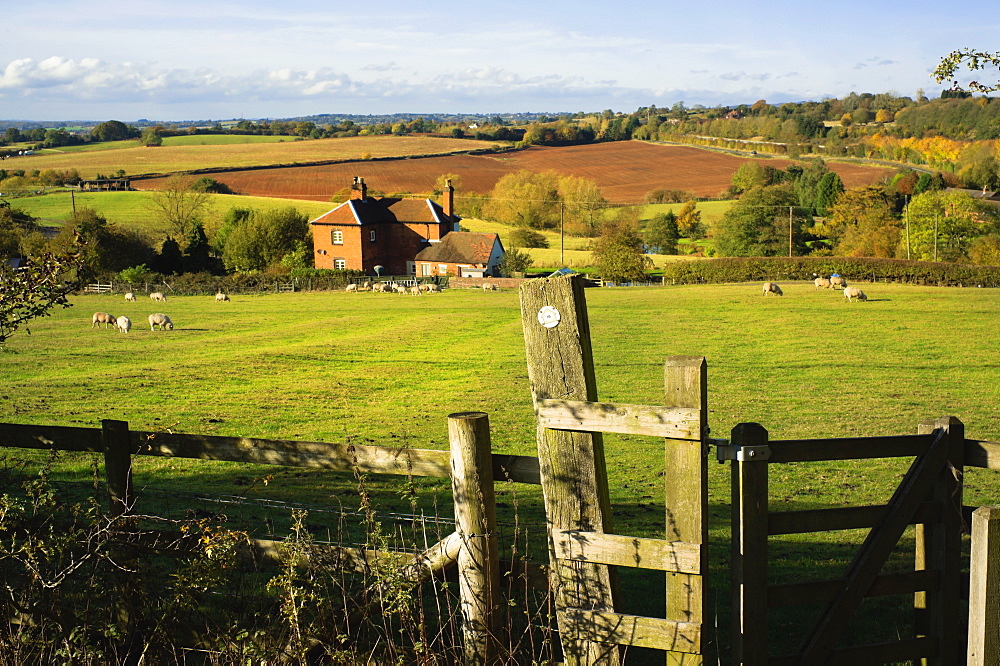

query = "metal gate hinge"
715;441;771;462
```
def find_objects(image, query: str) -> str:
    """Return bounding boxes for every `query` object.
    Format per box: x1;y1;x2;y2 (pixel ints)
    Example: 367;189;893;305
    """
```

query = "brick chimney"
442;179;454;218
351;176;367;201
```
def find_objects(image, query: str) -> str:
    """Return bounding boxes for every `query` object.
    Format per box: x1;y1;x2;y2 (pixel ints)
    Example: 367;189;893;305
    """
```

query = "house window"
438;264;449;274
332;230;344;245
334;258;346;270
420;263;431;276
370;229;376;242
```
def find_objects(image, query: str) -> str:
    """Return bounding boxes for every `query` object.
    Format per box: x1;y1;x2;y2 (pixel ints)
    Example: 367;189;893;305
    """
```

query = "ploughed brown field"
138;141;894;205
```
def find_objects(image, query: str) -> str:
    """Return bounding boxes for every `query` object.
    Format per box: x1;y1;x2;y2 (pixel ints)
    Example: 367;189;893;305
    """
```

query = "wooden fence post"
664;356;709;666
730;422;769;666
915;416;965;665
449;412;500;665
519;275;620;665
968;506;1000;666
101;419;133;518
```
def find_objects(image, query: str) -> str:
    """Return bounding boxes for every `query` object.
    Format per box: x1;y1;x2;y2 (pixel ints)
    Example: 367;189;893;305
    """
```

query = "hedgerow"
659;256;1000;287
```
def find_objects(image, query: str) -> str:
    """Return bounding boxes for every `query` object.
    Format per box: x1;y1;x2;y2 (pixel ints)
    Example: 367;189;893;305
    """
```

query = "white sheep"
394;285;408;294
150;292;167;302
813;276;832;289
762;282;783;296
482;283;498;292
92;312;117;329
830;275;847;289
409;285;422;295
345;283;358;292
215;292;230;302
148;313;174;330
115;316;131;334
372;283;389;293
844;286;868;302
421;284;441;293
124;292;136;302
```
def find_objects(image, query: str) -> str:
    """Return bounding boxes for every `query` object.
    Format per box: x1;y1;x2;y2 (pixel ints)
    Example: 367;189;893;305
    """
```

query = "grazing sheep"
215;292;230;302
92;312;117;329
124;292;136;302
813;277;832;289
409;285;422;295
148;313;174;330
115;316;131;334
482;283;498;292
830;275;847;289
762;282;783;296
345;283;358;292
394;285;408;294
150;292;166;302
372;283;389;293
844;286;868;302
421;283;441;293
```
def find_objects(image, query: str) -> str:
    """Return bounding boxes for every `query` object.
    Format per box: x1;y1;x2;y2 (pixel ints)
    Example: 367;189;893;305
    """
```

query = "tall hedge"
659;257;1000;287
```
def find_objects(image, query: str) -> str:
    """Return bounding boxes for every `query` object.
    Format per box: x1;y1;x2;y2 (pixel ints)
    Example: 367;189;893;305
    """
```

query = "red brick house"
310;177;505;276
413;231;504;277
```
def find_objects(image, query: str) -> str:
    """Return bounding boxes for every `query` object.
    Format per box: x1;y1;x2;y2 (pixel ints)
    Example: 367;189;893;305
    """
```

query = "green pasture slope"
4;281;1000;655
11;190;335;239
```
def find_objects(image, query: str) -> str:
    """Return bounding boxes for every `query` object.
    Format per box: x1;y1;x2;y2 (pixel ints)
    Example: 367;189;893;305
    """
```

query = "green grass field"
11;190;336;240
6;282;999;504
4;279;999;658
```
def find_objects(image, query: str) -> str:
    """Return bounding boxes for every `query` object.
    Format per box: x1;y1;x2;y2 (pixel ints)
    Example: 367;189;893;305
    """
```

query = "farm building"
309;176;504;276
413;231;504;277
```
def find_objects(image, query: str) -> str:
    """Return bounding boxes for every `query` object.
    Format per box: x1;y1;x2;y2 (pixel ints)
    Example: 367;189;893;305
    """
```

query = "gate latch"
715;439;771;462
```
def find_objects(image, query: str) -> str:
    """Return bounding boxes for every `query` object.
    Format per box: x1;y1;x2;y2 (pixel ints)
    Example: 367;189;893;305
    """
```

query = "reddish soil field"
139;142;894;205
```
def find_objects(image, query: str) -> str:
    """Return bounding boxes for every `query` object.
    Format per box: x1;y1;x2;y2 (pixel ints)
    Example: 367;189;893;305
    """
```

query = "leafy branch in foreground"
934;48;1000;93
0;249;84;345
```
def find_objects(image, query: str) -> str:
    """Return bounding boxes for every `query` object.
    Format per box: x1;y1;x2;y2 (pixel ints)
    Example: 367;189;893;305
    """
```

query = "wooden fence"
726;419;1000;665
0;417;542;663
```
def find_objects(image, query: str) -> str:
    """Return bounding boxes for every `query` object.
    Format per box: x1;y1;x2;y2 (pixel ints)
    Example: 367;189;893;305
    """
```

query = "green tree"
591;218;653;283
90;120;137;142
481;171;560;229
557;174;606;236
153;236;184;275
814;172;845;217
50;208;152;279
730;162;781;195
904;190;1000;261
148;176;212;239
644;211;679;254
182;222;214;274
825;186;900;257
497;247;534;276
508;227;549;248
676;201;705;238
220;207;311;272
715;184;809;256
140;127;163;147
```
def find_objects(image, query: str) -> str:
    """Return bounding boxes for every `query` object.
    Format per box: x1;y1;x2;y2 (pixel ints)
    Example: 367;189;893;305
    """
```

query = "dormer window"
332;230;344;245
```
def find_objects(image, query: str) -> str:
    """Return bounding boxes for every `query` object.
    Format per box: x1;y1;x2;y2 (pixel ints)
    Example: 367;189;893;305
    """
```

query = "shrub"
508;227;549;248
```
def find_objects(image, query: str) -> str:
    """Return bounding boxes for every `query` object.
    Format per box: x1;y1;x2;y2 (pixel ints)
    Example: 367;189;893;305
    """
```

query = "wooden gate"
519;275;710;664
727;417;966;664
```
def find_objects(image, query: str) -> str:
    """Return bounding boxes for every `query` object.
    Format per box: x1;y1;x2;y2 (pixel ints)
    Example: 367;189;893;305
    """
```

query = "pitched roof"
310;197;451;226
414;232;501;264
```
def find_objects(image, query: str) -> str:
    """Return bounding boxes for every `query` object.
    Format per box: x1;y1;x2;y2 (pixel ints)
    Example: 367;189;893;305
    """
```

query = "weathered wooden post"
730;422;769;666
101;419;133;518
968;506;1000;666
663;356;709;666
915;416;965;665
519;275;621;665
449;412;501;665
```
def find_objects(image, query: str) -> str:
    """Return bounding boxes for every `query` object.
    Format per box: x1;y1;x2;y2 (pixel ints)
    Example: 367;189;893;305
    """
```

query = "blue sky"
2;0;997;122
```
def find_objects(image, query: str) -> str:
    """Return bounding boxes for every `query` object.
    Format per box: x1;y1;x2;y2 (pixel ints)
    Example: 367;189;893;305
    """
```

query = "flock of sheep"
762;274;868;302
344;282;499;294
91;291;229;334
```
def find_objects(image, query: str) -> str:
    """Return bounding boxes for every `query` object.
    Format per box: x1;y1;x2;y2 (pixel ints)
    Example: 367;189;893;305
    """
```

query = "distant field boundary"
128;145;521;183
